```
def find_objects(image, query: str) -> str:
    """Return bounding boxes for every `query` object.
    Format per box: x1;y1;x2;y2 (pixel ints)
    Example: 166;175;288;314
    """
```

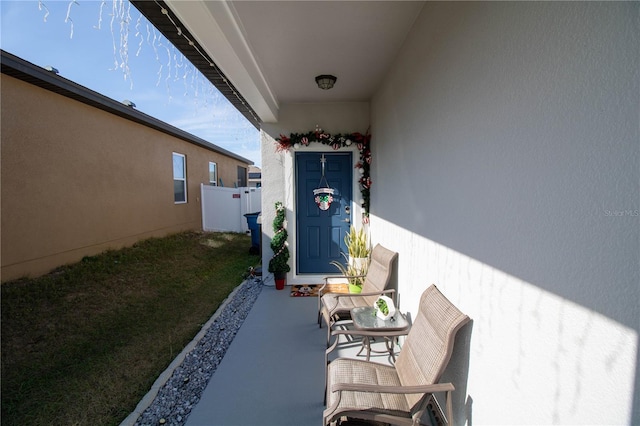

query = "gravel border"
120;277;264;426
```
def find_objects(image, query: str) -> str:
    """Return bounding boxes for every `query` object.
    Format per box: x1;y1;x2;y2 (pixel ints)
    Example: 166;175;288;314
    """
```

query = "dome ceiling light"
315;74;337;90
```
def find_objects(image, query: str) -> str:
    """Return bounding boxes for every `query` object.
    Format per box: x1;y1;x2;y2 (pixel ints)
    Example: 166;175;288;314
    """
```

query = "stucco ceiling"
161;1;425;123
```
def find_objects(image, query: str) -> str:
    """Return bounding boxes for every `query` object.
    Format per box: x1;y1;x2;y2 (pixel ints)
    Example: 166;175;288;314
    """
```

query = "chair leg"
324;351;329;405
446;390;453;426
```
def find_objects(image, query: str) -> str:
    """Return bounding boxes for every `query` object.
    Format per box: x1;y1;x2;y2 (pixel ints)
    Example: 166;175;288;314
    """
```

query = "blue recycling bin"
244;212;261;253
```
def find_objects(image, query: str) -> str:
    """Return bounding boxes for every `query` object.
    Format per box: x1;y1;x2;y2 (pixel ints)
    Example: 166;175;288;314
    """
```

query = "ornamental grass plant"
1;231;258;426
345;225;370;259
329;226;371;288
330;253;367;288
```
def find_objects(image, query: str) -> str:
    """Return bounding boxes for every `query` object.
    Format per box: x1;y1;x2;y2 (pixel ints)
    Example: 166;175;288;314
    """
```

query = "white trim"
208;161;218;186
173;152;187;204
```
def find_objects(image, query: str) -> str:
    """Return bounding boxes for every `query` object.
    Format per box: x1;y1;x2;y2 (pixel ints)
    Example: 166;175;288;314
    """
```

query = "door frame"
295;151;352;275
283;145;364;285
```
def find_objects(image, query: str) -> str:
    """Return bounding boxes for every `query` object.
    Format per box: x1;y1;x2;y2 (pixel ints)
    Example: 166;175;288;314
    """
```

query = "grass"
1;231;259;426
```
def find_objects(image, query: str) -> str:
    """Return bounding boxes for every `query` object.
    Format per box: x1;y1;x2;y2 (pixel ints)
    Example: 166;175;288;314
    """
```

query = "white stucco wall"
260;102;370;284
370;2;638;425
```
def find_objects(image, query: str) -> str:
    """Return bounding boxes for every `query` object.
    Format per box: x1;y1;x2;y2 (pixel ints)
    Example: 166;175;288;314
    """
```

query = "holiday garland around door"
275;128;372;220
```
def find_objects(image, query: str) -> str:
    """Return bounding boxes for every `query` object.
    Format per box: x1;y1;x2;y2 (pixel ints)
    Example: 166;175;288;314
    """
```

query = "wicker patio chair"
323;284;470;426
318;244;398;340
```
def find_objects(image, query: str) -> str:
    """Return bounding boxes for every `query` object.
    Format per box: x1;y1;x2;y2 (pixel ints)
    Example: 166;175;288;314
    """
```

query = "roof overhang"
131;0;273;125
132;1;425;126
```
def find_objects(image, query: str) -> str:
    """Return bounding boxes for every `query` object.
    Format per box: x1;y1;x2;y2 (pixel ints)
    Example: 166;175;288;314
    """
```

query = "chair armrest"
318;280;329;294
324;274;367;282
320;275;349;293
328;382;455;425
330;327;408;339
324;289;396;316
331;382;454;395
334;288;395;299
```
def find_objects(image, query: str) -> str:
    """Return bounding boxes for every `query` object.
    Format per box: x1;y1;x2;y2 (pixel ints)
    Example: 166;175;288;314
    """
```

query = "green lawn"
1;231;258;426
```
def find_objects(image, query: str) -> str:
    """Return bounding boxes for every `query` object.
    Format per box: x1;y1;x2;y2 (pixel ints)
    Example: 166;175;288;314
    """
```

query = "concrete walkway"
185;285;327;425
184;283;397;426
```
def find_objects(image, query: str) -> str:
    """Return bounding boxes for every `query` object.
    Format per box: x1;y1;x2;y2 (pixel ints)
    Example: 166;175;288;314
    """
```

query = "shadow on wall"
370;4;638;420
433;320;474;426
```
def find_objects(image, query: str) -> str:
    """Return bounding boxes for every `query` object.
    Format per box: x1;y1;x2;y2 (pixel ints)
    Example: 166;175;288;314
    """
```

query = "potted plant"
374;295;396;320
345;225;371;271
330;253;367;293
329;226;371;293
268;201;290;290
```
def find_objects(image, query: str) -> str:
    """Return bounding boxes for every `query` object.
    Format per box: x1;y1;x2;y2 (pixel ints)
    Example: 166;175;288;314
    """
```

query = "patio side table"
350;306;410;362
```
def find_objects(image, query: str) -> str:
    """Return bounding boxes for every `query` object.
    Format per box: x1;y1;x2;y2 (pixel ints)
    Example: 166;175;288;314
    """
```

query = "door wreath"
313;188;335;210
313;154;336;211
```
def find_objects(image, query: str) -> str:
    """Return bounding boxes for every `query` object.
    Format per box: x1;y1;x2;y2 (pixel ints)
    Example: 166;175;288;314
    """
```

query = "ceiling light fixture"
315;75;337;90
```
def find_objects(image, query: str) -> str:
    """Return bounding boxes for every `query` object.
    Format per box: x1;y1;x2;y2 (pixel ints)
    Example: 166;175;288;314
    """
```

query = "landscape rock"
133;278;263;426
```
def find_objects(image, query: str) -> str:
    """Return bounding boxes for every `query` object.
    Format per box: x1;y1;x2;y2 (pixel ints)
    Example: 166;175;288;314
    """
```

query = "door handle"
343;218;351;223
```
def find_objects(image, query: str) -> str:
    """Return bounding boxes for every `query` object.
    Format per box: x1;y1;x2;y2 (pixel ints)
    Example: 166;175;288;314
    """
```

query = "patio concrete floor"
185;283;397;426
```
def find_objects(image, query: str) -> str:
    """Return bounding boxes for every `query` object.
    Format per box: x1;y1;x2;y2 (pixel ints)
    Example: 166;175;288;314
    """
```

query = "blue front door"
296;152;352;274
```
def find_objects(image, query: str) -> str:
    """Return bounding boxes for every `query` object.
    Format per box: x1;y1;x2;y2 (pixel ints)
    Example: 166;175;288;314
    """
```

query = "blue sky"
1;0;261;167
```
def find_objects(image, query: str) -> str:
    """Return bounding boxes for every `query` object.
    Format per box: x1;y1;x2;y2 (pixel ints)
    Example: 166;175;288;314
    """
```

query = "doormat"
290;284;350;297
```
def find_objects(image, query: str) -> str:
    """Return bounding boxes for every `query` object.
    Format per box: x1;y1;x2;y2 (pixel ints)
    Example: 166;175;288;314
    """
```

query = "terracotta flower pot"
274;271;286;290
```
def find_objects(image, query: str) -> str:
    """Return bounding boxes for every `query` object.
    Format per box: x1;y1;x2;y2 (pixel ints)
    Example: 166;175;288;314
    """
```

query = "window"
209;162;218;186
173;152;187;203
237;166;247;187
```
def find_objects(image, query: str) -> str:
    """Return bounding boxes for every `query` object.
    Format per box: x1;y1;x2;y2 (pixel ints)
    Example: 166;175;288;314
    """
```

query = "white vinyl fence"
201;184;262;233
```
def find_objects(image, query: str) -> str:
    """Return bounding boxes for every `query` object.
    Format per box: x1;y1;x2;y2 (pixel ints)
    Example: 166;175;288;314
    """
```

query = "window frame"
237;165;247;188
173;152;187;204
208;161;218;186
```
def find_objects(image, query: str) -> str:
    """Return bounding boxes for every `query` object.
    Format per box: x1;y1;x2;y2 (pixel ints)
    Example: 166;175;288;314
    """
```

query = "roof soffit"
142;1;425;124
165;0;279;123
